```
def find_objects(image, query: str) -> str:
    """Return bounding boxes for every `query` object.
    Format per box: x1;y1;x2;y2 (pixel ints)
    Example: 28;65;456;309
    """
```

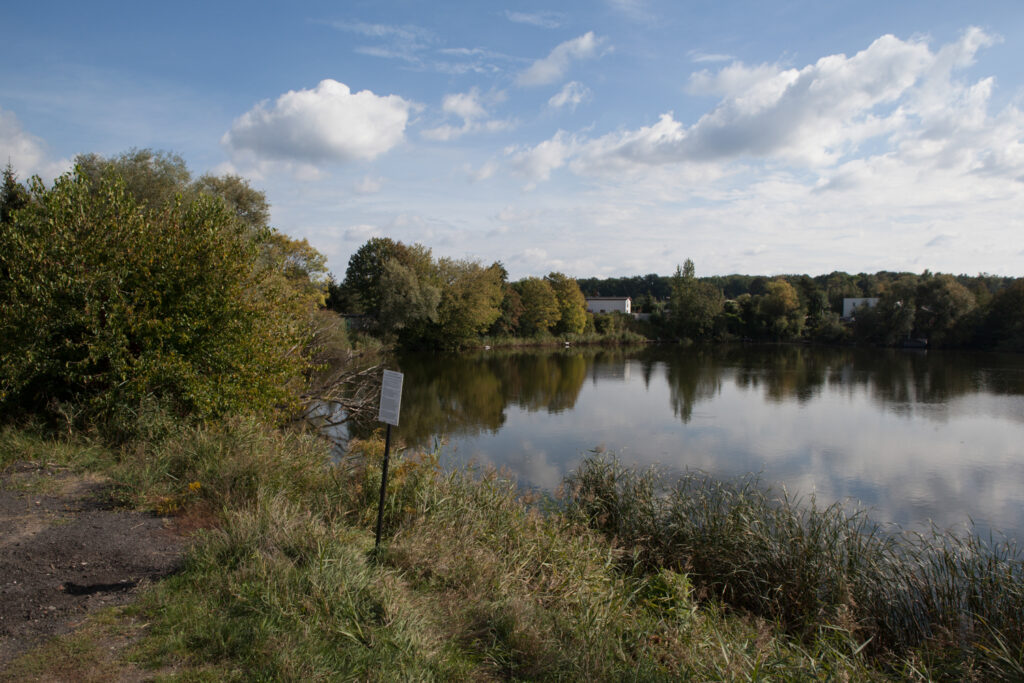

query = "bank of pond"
3;421;1022;680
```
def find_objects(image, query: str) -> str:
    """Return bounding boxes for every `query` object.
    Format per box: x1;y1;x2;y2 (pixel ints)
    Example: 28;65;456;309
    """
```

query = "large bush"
0;167;318;428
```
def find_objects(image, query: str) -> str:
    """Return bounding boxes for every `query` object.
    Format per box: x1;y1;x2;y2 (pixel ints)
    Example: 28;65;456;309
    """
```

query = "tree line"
327;237;601;349
595;260;1024;351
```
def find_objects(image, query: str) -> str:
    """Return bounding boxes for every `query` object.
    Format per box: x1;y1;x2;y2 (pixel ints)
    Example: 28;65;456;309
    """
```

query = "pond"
377;344;1024;539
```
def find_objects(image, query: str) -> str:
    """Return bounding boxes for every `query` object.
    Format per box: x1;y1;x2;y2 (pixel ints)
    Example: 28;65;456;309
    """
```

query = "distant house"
842;297;879;319
586;297;631;315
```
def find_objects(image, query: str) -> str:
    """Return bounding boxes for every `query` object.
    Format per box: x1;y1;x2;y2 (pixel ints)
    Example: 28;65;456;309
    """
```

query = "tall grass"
15;420;1002;679
103;426;880;680
565;454;1024;678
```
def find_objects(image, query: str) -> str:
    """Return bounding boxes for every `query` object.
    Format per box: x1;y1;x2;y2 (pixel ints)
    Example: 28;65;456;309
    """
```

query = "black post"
374;423;393;549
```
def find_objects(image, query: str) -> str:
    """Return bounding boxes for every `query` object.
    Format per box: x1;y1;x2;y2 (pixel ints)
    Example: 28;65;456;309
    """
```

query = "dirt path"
0;461;186;667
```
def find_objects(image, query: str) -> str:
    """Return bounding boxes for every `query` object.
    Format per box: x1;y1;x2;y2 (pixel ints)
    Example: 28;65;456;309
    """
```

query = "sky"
2;0;1023;280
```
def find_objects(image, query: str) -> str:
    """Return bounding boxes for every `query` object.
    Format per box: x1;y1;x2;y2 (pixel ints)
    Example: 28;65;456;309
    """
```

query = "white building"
842;297;879;319
585;297;631;315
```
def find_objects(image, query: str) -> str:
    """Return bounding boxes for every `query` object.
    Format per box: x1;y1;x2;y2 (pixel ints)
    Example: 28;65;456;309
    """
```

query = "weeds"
565;453;1024;678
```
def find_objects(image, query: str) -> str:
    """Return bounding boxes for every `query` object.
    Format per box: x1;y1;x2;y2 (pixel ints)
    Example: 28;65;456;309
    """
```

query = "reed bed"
565;454;1024;678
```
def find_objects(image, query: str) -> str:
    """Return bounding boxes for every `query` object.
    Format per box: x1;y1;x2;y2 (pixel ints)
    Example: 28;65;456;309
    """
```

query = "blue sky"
3;1;1023;279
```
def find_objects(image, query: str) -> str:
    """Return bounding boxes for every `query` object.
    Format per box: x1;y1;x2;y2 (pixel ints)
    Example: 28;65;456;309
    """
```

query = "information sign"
378;369;404;426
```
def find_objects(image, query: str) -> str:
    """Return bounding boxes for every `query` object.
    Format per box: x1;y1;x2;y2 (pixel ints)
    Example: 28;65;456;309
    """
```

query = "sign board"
378;369;404;426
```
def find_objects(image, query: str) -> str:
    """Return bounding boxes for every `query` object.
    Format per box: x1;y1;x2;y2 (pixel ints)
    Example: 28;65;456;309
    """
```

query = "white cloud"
506;131;575;188
504;10;564;29
548;81;591;110
689;50;735;64
355;175;384;194
522;27;1022;188
606;0;653;23
421;88;512;141
344;224;383;241
443;90;488;121
223;79;412;164
517;32;605;87
466;160;498;181
328;21;435;66
0;107;71;180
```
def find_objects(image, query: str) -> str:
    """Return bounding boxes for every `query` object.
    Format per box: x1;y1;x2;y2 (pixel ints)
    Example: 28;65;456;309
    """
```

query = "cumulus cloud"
517;32;605;86
422;88;512;141
0;107;71;180
223;79;412;163
519;28;1022;186
548;81;591;110
506;131;575;188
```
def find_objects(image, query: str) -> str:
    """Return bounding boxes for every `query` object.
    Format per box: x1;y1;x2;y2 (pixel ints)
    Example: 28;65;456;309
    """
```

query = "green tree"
0;167;318;428
914;274;975;345
853;277;917;345
976;280;1024;352
757;279;804;340
343;237;407;315
1;163;30;224
75;148;192;210
513;277;561;336
192;173;270;233
377;259;441;338
489;283;524;337
430;259;504;347
669;259;723;341
342;238;435;320
546;272;588;335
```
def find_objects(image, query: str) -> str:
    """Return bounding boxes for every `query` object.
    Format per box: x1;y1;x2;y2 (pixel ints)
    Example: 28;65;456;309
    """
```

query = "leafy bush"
0;167;316;432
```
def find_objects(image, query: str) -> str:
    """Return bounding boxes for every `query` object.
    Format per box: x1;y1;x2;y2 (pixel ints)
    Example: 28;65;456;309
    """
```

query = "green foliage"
1;163;30;224
488;282;524;336
0;166;317;430
668;259;723;341
976;280;1024;352
546;271;588;335
513;276;561;336
914;273;976;344
758;278;804;339
74;148;191;210
192;173;270;233
343;237;434;317
377;258;441;336
429;258;504;347
853;274;979;347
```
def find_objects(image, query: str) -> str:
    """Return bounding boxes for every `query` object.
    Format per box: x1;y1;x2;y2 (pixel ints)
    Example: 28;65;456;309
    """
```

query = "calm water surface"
386;345;1024;538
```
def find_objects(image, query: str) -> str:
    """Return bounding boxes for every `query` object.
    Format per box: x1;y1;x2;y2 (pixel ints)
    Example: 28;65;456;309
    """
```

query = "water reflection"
391;348;594;446
380;344;1024;538
649;345;1024;421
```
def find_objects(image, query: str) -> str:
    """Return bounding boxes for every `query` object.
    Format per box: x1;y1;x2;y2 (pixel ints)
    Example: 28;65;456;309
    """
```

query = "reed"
565;453;1024;678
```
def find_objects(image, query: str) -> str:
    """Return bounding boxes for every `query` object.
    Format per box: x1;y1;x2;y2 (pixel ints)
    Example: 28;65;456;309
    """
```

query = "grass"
7;420;1021;679
565;454;1024;680
479;327;648;349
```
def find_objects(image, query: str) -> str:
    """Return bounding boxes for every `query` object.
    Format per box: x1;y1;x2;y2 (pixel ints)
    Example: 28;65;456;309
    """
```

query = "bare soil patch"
0;461;187;668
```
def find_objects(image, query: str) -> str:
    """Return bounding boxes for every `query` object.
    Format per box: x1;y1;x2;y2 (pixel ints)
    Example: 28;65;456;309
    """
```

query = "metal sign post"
375;369;403;549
